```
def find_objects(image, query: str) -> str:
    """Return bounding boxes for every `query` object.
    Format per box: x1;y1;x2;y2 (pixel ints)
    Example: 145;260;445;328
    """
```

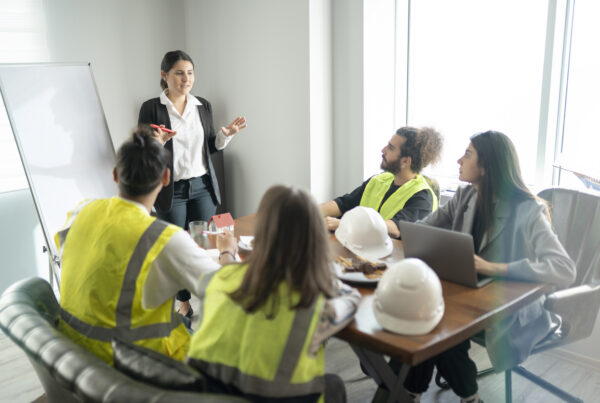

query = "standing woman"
390;131;576;403
139;50;246;317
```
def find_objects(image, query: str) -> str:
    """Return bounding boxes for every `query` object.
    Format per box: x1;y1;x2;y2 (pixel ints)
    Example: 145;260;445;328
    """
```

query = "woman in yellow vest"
321;127;443;238
56;127;238;365
187;185;361;403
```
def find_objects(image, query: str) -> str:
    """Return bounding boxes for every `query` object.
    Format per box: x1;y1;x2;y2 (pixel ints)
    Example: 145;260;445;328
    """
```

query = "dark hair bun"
115;126;172;197
133;133;145;148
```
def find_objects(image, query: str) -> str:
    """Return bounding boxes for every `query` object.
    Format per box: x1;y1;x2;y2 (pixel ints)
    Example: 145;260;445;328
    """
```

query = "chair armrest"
544;284;600;342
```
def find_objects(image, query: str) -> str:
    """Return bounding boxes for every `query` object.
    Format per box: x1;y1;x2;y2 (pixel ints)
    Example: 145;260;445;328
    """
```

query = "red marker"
150;123;175;133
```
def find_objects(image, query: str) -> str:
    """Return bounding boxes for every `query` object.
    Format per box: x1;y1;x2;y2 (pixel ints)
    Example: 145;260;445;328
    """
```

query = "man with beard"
321;127;443;238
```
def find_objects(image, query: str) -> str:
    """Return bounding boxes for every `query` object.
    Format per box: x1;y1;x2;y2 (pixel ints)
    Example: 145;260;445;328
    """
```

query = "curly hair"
396;126;443;173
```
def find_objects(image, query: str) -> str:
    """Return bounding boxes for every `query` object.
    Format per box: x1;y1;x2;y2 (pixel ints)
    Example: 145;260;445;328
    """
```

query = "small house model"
209;213;235;233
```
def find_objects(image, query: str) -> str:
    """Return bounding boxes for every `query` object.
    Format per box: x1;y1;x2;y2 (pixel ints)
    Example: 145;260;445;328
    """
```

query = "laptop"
399;221;493;288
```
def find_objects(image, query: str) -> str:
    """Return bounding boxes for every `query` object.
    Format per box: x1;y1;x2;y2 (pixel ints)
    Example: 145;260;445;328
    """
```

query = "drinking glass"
189;220;209;248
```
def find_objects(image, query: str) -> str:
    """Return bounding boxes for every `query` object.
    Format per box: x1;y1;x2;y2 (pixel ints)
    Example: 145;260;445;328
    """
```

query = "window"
557;1;600;191
0;0;49;192
404;0;550;190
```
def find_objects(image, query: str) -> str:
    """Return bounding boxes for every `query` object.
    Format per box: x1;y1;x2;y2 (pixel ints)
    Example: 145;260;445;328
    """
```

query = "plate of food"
238;236;254;251
333;256;388;284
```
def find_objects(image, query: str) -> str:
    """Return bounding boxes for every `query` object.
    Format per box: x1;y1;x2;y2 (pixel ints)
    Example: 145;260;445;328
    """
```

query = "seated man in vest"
321;127;443;238
55;127;238;365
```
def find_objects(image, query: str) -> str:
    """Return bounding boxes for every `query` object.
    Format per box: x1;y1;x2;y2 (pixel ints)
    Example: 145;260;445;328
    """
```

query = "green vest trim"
360;173;437;220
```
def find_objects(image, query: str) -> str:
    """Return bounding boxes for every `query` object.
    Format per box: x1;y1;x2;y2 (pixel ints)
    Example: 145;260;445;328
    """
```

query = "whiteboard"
0;64;117;273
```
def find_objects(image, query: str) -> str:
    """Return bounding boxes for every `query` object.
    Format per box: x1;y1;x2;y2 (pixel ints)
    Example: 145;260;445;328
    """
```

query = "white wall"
183;0;312;217
363;0;396;177
331;0;364;196
309;0;333;203
42;0;188;148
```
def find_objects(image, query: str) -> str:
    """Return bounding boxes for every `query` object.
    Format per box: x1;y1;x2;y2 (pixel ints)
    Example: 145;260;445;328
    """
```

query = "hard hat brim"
338;236;394;262
373;303;444;336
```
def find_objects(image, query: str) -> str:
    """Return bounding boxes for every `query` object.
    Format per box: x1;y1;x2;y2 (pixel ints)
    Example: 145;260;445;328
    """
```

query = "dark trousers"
398;340;478;398
157;175;217;302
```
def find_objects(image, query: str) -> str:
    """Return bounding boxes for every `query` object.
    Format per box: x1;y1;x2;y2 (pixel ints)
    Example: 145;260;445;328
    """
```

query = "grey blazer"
421;185;576;370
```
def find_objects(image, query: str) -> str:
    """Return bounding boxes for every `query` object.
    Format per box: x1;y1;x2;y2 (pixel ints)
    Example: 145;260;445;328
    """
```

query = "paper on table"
238;236;254;250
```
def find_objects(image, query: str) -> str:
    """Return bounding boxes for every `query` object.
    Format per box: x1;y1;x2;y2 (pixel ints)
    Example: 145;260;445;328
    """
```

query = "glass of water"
189;220;209;248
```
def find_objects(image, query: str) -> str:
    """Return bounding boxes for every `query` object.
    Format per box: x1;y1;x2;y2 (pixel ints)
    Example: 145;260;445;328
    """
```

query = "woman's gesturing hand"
222;116;247;137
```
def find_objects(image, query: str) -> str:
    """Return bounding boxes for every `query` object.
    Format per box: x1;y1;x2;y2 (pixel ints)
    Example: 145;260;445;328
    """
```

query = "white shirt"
160;90;234;181
57;197;221;310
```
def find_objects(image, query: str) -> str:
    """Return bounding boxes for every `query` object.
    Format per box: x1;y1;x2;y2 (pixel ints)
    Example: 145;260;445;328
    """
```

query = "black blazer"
138;96;221;212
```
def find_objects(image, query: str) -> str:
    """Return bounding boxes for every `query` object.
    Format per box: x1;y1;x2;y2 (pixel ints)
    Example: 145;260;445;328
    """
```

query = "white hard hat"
373;258;444;335
335;206;393;261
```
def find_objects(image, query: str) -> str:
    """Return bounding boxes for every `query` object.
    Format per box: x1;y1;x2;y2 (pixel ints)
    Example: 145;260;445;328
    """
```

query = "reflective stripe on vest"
187;265;325;397
58;198;187;364
360;173;437;220
59;219;181;342
54;199;92;250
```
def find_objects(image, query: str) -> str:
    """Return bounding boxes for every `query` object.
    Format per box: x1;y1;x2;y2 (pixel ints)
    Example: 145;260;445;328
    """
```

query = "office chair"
436;187;600;403
0;277;246;403
423;175;441;203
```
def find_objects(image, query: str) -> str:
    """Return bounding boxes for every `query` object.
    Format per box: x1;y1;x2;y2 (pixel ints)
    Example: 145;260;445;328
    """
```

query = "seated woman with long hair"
389;131;576;403
186;185;361;403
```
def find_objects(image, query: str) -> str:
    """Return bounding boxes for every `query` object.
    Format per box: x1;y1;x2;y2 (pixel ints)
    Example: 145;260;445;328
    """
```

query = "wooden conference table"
232;215;551;402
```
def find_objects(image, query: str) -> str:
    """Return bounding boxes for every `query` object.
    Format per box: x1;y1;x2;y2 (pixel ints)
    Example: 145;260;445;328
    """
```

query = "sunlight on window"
0;0;49;192
558;1;600;191
405;0;548;190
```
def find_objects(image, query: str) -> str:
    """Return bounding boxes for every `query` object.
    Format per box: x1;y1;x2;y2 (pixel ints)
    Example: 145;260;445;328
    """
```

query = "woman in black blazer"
139;50;246;317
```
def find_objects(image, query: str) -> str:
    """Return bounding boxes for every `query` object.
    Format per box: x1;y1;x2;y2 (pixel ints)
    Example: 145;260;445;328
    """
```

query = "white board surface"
0;63;117;267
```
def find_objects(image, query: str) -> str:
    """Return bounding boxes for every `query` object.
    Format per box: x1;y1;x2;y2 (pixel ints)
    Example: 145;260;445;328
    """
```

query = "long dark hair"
116;126;171;196
160;50;194;90
230;185;336;317
396;126;443;173
470;131;537;238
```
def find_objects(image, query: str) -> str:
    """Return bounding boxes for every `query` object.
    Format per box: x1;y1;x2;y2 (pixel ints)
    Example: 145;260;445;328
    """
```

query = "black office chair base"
512;365;583;403
436;366;583;403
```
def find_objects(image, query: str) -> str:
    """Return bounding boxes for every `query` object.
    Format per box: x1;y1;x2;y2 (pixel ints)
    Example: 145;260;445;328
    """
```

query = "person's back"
56;127;238;365
187;185;360;403
59;197;187;364
188;263;327;398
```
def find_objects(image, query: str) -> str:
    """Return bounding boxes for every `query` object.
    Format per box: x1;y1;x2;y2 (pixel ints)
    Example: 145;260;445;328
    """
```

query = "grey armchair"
507;188;600;403
436;188;600;402
0;277;246;403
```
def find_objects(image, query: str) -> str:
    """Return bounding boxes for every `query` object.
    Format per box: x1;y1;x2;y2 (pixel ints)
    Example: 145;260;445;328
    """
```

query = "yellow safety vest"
360;173;438;220
56;197;189;365
187;264;326;399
